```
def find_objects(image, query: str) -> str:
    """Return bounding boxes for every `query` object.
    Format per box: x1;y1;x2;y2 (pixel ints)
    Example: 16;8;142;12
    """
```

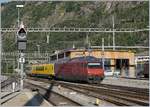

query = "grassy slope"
1;1;148;53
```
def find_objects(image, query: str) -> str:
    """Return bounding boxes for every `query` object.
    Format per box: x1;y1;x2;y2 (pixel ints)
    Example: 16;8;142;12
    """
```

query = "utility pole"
72;43;75;49
46;33;50;62
13;60;15;75
112;15;115;50
85;33;89;48
149;0;150;68
0;3;1;78
16;5;24;27
16;5;24;75
19;52;25;90
86;33;91;56
102;38;105;70
17;7;20;27
47;35;49;44
37;44;40;57
108;35;110;46
17;22;27;91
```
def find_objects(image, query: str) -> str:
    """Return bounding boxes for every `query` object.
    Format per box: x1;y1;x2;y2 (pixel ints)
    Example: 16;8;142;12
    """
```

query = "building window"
51;55;57;61
58;53;64;59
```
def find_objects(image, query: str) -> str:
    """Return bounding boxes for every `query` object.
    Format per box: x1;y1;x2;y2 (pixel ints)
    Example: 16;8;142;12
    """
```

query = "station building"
49;48;135;78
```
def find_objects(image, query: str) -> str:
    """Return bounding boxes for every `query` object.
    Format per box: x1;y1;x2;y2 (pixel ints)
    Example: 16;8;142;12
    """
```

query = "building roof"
60;48;133;53
50;48;134;56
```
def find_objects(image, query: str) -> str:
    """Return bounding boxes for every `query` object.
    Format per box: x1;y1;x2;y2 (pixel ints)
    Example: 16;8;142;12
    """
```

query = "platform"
1;89;52;106
102;77;149;89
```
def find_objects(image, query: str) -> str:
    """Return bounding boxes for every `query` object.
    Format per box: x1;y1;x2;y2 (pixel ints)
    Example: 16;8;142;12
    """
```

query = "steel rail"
62;84;148;106
27;77;149;106
62;83;149;105
1;76;18;89
24;80;82;106
27;76;149;95
97;83;149;95
50;79;149;105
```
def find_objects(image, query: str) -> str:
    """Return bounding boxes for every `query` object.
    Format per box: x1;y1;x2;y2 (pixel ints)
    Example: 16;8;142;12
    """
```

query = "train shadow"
24;93;43;106
43;81;54;100
24;82;55;106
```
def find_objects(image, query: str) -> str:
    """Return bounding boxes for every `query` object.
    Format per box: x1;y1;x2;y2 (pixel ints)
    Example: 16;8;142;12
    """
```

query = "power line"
0;28;148;33
91;46;149;49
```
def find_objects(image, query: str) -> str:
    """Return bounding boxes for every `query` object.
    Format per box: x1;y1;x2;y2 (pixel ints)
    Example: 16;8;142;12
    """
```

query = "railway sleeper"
56;80;149;101
63;85;143;106
85;87;148;106
26;77;149;106
25;81;82;106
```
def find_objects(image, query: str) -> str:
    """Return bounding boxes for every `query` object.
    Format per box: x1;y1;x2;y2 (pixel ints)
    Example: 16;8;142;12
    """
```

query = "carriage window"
36;66;44;71
52;66;53;70
45;66;47;70
32;66;36;70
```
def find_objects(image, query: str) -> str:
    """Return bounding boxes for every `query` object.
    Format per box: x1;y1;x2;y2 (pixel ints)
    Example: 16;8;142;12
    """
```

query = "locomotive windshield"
73;56;99;62
88;63;102;68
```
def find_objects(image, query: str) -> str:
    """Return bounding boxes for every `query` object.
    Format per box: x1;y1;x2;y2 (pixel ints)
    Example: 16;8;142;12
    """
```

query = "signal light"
17;25;27;51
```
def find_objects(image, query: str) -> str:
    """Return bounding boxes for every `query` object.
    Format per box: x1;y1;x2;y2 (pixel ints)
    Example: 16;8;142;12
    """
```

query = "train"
28;56;105;83
31;64;55;78
136;61;149;78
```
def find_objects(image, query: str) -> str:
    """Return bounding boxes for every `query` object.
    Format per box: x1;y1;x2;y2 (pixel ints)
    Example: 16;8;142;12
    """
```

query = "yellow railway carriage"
31;64;55;78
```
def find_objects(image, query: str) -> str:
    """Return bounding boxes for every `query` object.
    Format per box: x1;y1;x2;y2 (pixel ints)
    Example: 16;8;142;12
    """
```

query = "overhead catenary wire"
0;27;149;33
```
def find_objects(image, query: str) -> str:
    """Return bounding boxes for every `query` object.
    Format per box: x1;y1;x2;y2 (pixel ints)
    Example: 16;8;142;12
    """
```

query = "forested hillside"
1;1;149;53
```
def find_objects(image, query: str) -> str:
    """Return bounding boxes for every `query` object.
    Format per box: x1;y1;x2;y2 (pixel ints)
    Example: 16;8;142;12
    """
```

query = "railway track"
97;83;149;96
27;77;149;106
1;76;18;89
27;76;148;95
61;83;149;106
121;77;149;81
24;80;82;106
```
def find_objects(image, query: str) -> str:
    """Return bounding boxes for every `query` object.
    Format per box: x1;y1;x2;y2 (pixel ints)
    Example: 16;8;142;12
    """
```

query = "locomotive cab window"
87;63;101;68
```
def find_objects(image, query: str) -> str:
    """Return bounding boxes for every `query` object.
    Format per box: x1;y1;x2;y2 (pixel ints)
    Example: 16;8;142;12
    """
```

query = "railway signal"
16;22;27;91
17;23;27;50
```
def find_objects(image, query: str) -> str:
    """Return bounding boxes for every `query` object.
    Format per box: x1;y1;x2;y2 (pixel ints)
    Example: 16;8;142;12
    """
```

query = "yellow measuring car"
31;64;55;79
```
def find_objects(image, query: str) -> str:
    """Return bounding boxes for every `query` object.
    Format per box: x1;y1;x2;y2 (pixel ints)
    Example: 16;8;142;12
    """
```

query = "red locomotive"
54;56;105;83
